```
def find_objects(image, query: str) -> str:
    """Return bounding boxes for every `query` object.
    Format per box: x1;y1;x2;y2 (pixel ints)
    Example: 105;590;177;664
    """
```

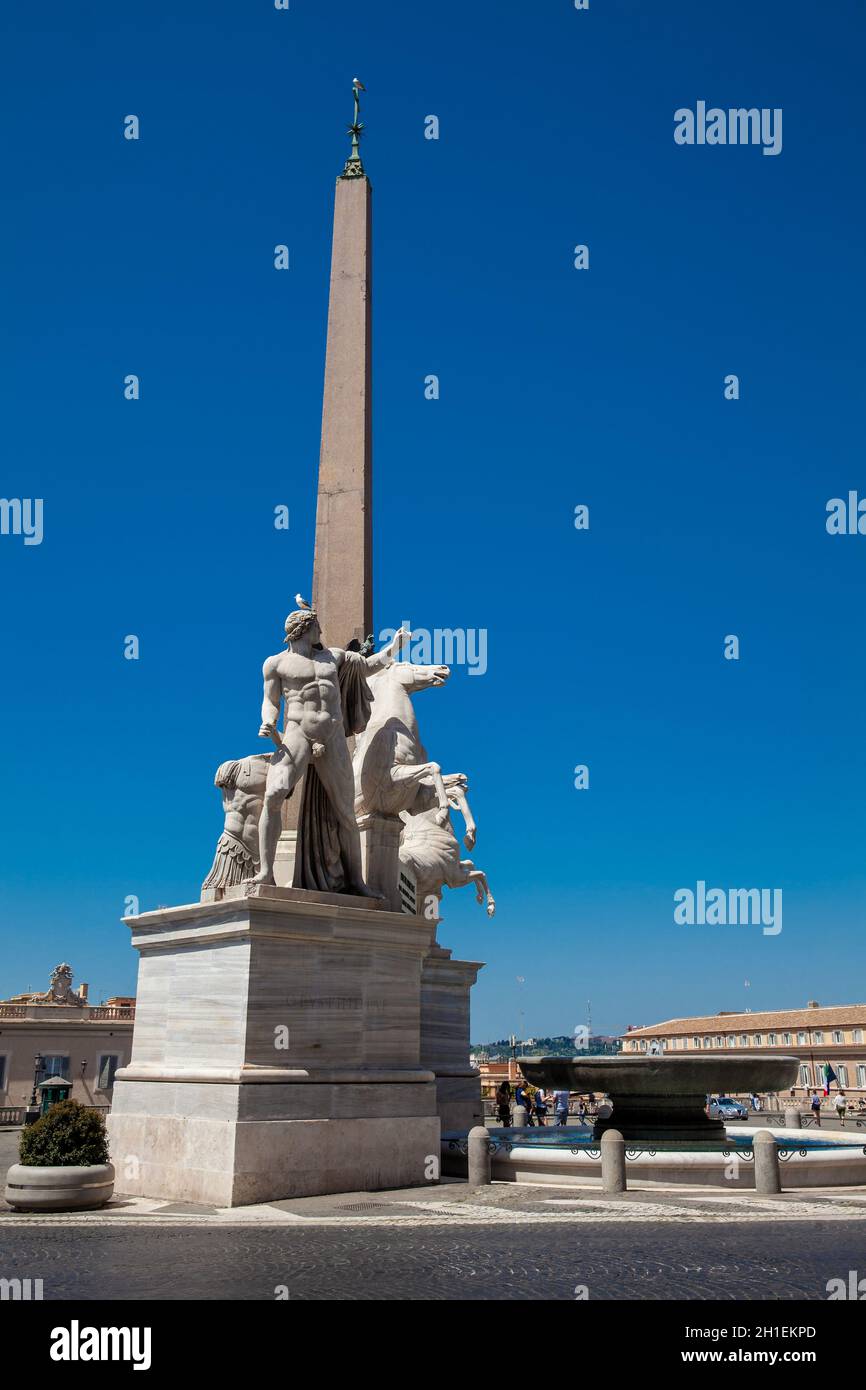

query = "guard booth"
37;1077;72;1116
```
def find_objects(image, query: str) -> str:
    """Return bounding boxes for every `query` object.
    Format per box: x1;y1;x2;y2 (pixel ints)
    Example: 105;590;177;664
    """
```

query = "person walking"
810;1091;822;1128
534;1087;549;1127
834;1091;847;1127
496;1081;512;1128
577;1098;588;1126
553;1089;570;1126
515;1082;534;1125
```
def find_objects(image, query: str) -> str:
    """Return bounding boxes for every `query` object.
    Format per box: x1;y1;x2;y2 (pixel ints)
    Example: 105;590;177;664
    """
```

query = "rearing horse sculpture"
353;661;451;821
399;773;496;918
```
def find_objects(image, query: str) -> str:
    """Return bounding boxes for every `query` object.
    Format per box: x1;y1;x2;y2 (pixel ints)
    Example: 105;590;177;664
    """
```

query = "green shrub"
19;1099;110;1168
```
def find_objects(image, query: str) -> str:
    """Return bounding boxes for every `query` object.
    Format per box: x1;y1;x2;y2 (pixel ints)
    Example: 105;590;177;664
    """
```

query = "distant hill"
471;1034;621;1060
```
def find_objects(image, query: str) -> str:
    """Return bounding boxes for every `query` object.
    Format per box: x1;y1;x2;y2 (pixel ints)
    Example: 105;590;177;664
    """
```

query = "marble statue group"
202;598;494;919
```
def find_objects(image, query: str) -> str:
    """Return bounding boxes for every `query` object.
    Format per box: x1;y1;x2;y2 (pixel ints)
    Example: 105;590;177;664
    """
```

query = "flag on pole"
822;1062;837;1095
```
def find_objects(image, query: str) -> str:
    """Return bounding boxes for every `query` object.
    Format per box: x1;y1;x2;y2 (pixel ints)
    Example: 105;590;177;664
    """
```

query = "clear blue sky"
1;1;864;1039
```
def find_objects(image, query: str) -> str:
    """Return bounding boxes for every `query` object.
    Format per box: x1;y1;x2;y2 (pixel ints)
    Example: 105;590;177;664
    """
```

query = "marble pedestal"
357;812;403;912
108;885;441;1206
420;945;484;1133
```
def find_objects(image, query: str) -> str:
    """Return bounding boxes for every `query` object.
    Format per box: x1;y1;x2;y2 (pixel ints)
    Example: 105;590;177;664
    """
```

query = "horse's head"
385;661;450;694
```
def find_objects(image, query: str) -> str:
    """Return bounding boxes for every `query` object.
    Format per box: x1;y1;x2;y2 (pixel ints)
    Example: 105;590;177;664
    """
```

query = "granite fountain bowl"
519;1054;801;1143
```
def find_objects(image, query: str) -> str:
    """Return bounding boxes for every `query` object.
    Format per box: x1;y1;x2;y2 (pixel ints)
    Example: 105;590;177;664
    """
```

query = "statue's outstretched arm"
364;627;411;672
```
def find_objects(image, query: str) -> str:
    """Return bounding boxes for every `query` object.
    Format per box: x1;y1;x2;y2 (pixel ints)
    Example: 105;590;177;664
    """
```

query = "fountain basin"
518;1054;800;1144
443;1125;866;1189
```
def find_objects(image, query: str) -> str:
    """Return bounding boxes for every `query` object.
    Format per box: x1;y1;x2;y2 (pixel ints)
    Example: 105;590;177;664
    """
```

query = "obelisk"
274;82;373;886
312;80;373;646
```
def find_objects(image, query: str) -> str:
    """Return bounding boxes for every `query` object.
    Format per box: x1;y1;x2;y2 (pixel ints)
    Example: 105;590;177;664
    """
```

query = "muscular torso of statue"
275;648;345;745
253;609;408;890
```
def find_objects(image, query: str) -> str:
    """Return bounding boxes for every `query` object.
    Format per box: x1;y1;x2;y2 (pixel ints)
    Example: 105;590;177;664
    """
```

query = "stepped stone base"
108;886;443;1205
110;1086;438;1207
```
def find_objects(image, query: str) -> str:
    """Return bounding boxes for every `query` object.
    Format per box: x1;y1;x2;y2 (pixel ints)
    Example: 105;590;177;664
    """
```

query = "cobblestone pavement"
2;1219;865;1299
4;1127;866;1298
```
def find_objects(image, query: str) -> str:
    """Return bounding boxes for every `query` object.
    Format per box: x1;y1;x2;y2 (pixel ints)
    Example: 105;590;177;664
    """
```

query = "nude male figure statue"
254;600;409;891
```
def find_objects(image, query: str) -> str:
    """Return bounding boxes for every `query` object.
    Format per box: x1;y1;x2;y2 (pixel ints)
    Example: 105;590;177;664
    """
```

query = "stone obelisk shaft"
274;169;372;886
312;173;373;646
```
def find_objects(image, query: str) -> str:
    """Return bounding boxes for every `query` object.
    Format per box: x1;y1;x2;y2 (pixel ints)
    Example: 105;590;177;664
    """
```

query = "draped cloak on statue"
292;650;372;893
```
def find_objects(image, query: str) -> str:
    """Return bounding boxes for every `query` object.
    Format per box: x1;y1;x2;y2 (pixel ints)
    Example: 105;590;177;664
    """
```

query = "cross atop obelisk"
311;77;373;647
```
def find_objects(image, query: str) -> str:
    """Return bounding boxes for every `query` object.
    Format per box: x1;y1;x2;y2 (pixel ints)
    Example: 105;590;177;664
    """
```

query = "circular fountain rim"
519;1052;801;1094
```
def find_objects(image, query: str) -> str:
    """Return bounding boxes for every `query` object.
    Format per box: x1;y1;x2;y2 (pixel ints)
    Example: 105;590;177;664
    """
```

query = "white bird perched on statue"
352;78;366;92
294;594;311;610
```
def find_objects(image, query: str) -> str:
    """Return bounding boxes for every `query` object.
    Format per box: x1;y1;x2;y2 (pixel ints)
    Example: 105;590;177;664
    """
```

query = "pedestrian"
810;1091;822;1128
525;1086;536;1124
834;1091;847;1127
534;1087;548;1126
553;1089;570;1126
516;1082;534;1124
577;1098;588;1126
496;1081;512;1128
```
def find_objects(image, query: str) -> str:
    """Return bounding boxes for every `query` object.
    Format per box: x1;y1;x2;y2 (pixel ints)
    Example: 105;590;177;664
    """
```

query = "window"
854;1029;863;1044
754;1034;762;1045
833;1031;844;1044
0;1055;7;1092
782;1033;792;1046
703;1037;710;1048
857;1066;866;1088
97;1055;121;1091
797;1032;806;1045
715;1036;723;1047
681;1038;688;1049
740;1035;748;1046
814;1032;824;1044
799;1065;812;1087
692;1038;700;1049
837;1066;848;1087
768;1033;777;1045
38;1055;69;1082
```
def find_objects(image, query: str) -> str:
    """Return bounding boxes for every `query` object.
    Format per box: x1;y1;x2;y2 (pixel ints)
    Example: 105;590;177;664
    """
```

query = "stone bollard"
467;1126;492;1186
753;1129;782;1194
512;1105;527;1127
784;1108;802;1129
601;1128;627;1194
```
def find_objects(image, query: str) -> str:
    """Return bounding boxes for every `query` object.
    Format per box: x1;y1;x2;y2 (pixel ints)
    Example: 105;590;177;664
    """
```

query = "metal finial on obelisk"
341;77;366;179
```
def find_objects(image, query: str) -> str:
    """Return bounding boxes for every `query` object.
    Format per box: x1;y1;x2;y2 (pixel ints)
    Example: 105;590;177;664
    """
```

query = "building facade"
622;1001;866;1096
0;963;134;1120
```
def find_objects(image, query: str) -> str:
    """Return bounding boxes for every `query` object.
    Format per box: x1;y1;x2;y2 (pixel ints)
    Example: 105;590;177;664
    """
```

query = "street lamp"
29;1053;43;1105
24;1053;44;1126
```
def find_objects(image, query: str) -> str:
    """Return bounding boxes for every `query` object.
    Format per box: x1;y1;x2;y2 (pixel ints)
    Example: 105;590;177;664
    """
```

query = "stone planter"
4;1163;115;1212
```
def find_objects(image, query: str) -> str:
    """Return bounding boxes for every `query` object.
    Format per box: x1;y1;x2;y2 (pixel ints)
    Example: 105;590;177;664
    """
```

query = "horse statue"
353;660;452;821
399;774;496;918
